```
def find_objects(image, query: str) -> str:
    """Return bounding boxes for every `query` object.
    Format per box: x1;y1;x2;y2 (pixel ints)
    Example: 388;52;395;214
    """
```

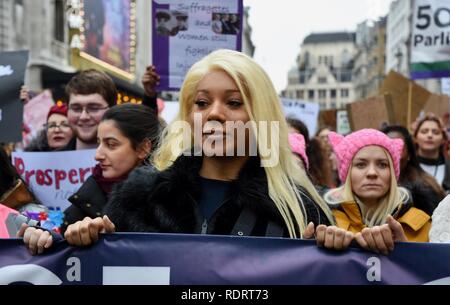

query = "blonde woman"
37;50;335;249
323;129;431;255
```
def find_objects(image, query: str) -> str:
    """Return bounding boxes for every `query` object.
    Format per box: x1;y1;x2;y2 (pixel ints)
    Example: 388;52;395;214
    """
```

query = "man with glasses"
64;69;117;150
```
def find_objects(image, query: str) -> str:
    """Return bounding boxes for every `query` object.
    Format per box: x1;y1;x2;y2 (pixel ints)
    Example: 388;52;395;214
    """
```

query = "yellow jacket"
332;201;431;242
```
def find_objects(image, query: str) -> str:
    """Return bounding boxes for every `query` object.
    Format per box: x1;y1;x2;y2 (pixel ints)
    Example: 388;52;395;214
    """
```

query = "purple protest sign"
152;0;243;91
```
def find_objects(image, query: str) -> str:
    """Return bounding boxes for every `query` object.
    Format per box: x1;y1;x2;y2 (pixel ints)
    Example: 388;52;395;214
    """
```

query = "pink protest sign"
22;90;54;146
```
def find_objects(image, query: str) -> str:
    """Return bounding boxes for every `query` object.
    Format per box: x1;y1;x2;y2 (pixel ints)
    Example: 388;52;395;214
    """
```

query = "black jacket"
401;180;444;216
104;155;331;238
62;176;107;233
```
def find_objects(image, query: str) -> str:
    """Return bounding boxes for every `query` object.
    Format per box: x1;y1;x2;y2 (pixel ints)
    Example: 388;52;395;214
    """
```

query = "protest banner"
81;0;134;79
152;0;243;90
282;98;320;137
380;70;431;127
0;233;450;285
346;95;394;131
22;90;54;147
0;50;29;143
411;0;450;79
11;150;96;211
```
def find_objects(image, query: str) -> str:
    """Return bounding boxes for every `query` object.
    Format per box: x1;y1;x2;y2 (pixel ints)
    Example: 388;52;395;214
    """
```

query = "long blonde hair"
324;147;409;227
153;49;334;237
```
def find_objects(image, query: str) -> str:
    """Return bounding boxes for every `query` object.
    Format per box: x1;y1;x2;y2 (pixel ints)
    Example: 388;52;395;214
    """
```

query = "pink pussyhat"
288;133;309;169
328;129;404;182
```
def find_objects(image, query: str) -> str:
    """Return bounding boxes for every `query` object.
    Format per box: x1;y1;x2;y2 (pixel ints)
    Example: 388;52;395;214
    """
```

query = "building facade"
283;32;356;110
353;17;387;99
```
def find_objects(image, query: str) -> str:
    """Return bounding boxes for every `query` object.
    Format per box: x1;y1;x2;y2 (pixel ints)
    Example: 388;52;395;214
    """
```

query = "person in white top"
414;114;450;192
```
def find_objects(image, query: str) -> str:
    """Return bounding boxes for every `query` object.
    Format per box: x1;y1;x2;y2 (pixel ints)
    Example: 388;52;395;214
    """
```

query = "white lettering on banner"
0;265;62;285
366;257;381;282
102;267;171;285
66;257;81;282
0;65;14;77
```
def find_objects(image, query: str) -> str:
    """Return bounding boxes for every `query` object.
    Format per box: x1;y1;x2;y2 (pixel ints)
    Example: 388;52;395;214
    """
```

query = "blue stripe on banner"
1;233;450;285
411;70;450;79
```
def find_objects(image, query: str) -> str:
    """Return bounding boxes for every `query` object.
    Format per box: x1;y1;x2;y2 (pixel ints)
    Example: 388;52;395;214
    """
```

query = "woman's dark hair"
381;125;446;203
306;138;334;187
286;117;309;143
0;146;19;196
101;104;161;153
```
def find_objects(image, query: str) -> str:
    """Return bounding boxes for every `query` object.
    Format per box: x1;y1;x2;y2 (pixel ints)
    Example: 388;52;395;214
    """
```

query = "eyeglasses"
44;122;71;131
68;104;109;115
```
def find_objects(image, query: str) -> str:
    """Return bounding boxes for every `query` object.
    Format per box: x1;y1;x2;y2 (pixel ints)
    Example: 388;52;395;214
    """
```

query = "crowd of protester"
1;49;450;257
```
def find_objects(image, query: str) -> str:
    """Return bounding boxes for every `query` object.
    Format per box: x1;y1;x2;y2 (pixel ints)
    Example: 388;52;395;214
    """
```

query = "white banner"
281;98;320;138
411;0;450;79
11;150;97;211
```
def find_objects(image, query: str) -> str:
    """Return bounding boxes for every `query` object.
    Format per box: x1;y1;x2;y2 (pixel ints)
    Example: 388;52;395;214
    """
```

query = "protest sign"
11;150;96;211
411;0;450;79
152;0;243;90
380;71;431;127
0;50;29;142
336;110;351;135
347;94;394;131
423;94;450;120
282;98;320;137
22;90;54;147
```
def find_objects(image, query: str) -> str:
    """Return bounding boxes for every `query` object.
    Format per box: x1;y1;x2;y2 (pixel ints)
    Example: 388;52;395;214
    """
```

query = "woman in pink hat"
323;129;431;254
25;103;74;152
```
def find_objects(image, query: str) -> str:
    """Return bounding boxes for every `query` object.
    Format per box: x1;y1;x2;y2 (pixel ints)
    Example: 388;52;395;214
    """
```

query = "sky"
243;0;394;93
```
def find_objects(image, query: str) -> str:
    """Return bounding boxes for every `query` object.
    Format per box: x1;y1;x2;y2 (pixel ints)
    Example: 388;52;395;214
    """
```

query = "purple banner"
1;233;450;285
152;0;243;91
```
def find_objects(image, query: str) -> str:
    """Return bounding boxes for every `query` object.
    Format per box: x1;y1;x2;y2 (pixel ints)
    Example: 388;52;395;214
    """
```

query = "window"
308;90;315;99
296;90;304;99
330;89;337;99
341;89;349;98
54;0;65;42
319;102;326;110
330;102;337;109
318;90;326;99
318;77;327;84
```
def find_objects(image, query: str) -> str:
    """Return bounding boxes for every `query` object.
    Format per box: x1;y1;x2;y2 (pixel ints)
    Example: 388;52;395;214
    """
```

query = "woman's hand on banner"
18;224;53;255
64;215;115;246
303;222;354;250
354;216;407;255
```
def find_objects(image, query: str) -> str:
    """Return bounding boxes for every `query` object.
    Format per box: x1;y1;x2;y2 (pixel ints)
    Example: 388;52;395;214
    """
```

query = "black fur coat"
104;155;331;237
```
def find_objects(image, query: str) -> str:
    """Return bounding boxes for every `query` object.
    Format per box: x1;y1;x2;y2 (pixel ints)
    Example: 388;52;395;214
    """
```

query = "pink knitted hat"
289;133;309;169
328;129;404;182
